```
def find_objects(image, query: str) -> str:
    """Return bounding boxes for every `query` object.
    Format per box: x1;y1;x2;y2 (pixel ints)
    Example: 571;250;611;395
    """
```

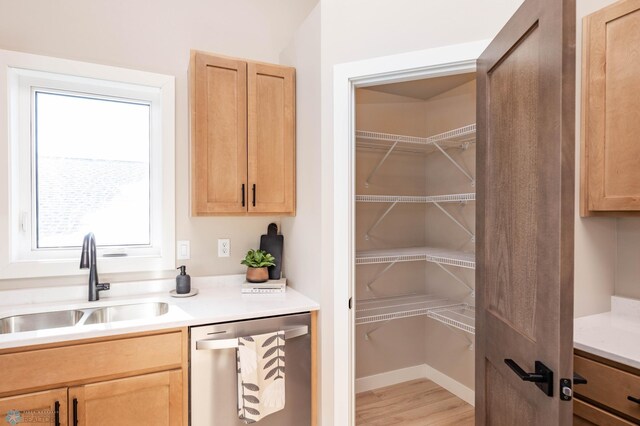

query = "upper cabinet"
190;51;296;216
581;0;640;216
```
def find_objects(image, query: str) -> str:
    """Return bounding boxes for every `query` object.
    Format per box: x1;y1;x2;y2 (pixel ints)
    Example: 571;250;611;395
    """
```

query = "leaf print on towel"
237;342;261;424
262;333;285;381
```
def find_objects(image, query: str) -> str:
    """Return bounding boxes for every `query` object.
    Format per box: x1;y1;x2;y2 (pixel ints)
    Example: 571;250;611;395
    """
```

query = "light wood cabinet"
190;51;296;216
573;350;640;425
0;329;188;426
70;370;182;426
581;0;640;216
0;388;67;426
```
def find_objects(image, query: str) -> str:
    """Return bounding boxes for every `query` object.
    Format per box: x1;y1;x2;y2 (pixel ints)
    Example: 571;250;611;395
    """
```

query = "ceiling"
362;73;475;101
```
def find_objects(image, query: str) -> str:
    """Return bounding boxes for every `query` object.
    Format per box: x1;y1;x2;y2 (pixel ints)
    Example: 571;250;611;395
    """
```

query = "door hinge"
348;297;353;309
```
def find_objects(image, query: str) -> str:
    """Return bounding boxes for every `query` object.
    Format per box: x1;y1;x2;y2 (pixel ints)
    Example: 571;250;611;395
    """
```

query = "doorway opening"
331;39;488;425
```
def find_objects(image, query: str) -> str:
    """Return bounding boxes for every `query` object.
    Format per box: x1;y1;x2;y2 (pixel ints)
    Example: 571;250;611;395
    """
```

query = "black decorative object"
260;223;283;280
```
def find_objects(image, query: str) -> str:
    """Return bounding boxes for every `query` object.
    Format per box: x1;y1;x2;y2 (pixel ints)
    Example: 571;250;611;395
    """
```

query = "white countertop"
574;296;640;370
0;274;319;350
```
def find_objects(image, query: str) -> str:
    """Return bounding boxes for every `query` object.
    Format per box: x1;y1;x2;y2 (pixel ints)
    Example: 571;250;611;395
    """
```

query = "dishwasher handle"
196;325;308;350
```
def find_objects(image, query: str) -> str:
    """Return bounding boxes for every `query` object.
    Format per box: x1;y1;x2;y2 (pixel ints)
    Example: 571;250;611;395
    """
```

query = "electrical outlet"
177;240;190;260
218;239;230;257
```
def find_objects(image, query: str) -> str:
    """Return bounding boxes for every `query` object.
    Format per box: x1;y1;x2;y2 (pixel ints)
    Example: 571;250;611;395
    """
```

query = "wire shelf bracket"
365;200;398;240
433;262;474;296
366;260;399;291
432;202;475;242
431;142;475;186
364;138;400;188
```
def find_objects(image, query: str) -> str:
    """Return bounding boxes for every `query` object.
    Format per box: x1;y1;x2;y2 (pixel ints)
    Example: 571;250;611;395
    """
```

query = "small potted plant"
241;249;276;283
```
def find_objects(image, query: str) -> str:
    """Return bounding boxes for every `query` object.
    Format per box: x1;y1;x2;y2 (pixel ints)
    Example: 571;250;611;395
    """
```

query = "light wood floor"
356;379;475;426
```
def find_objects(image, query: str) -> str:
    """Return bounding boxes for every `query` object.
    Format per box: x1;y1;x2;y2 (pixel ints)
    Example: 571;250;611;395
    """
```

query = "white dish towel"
237;331;286;423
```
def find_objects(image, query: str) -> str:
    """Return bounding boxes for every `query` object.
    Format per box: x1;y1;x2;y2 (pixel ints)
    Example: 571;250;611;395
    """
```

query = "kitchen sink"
0;302;170;334
0;310;85;334
83;302;169;325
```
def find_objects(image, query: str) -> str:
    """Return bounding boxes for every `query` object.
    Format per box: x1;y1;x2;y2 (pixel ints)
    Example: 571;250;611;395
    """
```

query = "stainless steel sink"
0;310;85;334
83;302;169;325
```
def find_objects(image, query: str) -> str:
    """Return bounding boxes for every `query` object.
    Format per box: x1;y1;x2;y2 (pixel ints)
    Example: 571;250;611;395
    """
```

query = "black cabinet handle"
73;397;78;426
54;400;60;426
241;184;245;207
252;184;256;207
573;372;587;385
629;395;640;405
504;359;553;397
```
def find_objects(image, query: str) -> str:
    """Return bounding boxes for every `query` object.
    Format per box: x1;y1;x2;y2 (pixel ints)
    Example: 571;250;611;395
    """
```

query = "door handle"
242;184;245;207
252;184;256;207
73;398;78;426
628;396;640;405
196;325;308;350
573;372;587;385
504;359;554;397
54;400;60;426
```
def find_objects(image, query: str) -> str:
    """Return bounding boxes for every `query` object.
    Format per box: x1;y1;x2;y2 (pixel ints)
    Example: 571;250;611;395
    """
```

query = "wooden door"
475;0;575;423
581;0;640;214
0;388;67;426
191;51;248;215
247;62;296;215
69;370;183;426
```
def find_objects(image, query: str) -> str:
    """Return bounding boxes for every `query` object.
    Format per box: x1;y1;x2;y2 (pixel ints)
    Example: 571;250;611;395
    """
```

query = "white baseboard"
355;364;475;407
355;364;427;394
424;365;475;406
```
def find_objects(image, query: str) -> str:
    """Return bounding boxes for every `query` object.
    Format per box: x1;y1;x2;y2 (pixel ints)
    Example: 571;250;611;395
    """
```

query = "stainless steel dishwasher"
190;312;311;425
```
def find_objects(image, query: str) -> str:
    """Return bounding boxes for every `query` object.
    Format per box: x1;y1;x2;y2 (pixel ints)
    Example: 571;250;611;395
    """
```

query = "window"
0;50;175;278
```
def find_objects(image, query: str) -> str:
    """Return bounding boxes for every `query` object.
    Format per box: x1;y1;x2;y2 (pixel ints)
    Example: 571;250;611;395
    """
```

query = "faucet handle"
97;283;110;291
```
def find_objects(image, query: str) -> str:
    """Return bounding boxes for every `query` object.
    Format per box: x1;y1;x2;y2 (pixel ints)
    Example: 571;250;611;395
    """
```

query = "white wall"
280;5;322;304
279;5;323;422
0;0;318;288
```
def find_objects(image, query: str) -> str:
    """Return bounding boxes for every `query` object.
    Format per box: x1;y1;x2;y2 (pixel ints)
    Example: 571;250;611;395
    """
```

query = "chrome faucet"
80;232;110;301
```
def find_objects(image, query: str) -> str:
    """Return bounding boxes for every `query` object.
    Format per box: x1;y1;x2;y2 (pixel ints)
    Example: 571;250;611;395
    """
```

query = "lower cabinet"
573;350;640;425
0;388;67;426
0;329;188;426
70;370;183;426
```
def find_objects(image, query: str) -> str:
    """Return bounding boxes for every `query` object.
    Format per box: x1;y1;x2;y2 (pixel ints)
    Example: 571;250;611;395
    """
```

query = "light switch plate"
218;239;230;257
177;240;190;260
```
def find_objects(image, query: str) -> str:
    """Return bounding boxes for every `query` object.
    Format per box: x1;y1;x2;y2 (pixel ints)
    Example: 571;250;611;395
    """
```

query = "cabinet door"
0;388;67;426
582;0;640;215
574;398;636;426
191;51;248;215
69;370;183;426
247;62;296;215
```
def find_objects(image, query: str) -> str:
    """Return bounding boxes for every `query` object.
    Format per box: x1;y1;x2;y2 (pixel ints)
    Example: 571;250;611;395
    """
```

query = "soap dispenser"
176;265;191;294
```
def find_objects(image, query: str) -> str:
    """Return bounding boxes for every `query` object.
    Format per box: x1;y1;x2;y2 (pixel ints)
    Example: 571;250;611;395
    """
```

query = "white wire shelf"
427;304;476;335
357;124;476;187
355;294;458;325
356;124;476;150
355;247;475;269
356;193;475;204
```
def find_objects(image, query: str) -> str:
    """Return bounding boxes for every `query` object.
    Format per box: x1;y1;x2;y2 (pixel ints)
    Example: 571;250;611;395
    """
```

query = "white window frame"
0;49;175;279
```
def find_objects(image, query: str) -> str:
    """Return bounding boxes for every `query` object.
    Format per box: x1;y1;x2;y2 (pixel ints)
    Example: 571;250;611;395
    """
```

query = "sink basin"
83;302;169;325
0;310;85;334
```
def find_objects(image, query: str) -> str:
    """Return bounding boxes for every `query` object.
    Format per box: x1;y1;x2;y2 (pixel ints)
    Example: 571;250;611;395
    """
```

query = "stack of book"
241;278;287;294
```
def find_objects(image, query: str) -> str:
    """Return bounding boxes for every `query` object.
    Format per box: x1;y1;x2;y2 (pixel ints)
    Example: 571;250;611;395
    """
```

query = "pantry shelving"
358;193;475;240
427;304;476;335
355;246;475;269
356;124;477;187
